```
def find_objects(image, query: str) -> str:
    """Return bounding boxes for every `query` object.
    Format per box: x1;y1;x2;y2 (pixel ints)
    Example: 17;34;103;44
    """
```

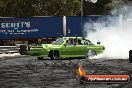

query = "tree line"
0;0;131;17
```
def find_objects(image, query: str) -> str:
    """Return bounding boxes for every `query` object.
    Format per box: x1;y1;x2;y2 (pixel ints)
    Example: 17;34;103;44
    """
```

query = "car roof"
62;37;90;40
62;37;83;39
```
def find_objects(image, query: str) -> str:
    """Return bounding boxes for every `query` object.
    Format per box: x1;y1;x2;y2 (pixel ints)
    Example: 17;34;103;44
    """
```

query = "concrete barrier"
0;46;19;54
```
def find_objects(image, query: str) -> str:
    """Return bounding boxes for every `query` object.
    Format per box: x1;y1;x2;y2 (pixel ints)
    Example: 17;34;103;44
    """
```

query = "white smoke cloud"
84;7;132;59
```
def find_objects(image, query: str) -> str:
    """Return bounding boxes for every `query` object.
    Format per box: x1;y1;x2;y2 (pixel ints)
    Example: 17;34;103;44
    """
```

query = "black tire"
37;57;44;60
19;45;28;55
49;50;59;60
86;50;97;58
80;76;86;84
129;50;132;63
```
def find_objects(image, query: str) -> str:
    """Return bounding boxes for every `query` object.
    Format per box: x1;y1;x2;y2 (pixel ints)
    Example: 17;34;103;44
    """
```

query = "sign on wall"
0;17;63;39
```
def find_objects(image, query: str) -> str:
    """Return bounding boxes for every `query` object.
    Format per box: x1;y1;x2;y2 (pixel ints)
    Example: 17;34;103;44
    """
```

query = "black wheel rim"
51;51;58;60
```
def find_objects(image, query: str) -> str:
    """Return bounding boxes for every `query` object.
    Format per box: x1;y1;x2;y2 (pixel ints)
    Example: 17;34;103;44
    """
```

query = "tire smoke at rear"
84;13;132;59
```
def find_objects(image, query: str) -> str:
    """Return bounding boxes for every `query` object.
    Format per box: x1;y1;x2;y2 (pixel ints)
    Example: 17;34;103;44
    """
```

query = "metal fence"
0;46;19;54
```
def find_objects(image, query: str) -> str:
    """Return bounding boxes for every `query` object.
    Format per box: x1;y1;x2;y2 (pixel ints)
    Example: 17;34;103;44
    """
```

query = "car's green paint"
28;37;105;59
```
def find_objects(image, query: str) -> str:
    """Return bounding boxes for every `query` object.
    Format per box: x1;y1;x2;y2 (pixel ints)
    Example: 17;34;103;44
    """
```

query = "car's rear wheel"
49;50;59;60
86;50;97;58
37;57;44;60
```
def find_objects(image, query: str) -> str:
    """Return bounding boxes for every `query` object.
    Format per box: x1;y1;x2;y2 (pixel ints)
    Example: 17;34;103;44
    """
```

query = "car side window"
80;40;86;45
76;39;83;45
66;38;74;45
80;39;93;45
66;38;92;45
84;40;88;45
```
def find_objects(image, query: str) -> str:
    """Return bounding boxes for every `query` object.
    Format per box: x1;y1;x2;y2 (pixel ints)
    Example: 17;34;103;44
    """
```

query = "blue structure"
0;17;63;39
0;16;117;40
66;16;81;36
66;16;117;37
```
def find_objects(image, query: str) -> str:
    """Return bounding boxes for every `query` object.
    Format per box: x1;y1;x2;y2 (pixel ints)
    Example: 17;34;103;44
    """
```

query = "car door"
84;39;97;52
74;39;87;56
62;38;77;56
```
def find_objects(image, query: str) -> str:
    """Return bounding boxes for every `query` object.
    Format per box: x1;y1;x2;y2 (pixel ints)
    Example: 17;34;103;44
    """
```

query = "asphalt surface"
0;56;132;88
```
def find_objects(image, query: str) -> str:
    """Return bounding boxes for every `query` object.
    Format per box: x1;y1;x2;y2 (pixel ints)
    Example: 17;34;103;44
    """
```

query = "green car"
28;37;105;60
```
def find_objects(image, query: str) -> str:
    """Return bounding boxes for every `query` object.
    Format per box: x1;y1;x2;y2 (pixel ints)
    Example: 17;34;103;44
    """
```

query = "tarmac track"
0;56;132;88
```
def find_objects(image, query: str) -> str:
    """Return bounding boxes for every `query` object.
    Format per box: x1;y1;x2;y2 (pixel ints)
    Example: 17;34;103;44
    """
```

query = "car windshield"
52;38;64;45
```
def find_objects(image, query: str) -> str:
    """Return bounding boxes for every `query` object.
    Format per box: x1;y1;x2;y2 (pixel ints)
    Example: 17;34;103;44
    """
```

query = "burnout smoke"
84;14;132;59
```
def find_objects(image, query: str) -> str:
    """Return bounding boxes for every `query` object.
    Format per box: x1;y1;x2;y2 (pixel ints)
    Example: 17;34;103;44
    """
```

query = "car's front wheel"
37;57;44;60
49;50;59;60
86;50;97;58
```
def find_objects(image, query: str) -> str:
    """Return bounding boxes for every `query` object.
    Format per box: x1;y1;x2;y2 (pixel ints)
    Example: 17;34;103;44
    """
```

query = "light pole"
81;0;98;17
81;0;83;33
80;0;98;33
81;0;84;17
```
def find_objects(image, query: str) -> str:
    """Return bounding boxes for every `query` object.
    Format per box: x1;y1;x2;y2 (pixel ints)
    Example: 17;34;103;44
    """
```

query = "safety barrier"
0;46;19;54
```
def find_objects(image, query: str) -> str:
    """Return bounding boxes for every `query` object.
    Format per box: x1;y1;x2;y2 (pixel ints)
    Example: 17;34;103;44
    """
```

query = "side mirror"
97;41;101;45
